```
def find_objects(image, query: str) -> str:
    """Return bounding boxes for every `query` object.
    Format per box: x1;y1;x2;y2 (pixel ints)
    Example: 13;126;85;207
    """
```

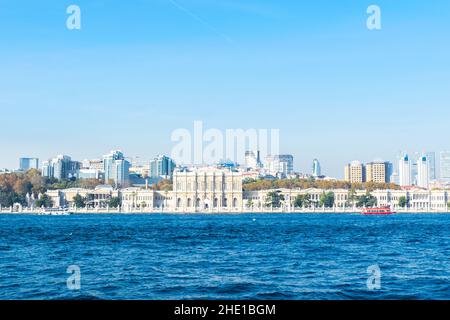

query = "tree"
356;193;378;208
152;179;173;191
0;191;26;207
109;197;121;208
265;191;285;208
73;194;86;208
398;196;408;208
319;192;335;208
294;194;311;208
35;194;53;208
242;177;400;192
347;187;357;207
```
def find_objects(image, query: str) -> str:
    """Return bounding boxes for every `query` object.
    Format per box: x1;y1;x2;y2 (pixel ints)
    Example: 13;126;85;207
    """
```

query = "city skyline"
4;148;450;184
1;1;450;177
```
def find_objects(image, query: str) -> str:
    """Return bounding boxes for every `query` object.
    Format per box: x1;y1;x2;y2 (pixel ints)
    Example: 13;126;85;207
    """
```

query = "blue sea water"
0;213;450;300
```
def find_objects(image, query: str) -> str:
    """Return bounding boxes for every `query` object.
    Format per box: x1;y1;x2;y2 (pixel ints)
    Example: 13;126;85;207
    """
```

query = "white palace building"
31;167;450;213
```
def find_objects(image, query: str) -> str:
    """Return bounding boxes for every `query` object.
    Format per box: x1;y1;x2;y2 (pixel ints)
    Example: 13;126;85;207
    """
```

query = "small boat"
39;208;73;216
362;206;395;215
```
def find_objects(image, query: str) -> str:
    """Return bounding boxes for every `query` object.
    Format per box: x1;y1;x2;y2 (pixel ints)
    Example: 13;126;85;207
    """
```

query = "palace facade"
35;167;449;213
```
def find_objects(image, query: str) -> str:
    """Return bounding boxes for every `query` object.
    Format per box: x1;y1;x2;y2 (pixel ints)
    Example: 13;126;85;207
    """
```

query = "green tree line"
243;177;400;192
0;169;103;207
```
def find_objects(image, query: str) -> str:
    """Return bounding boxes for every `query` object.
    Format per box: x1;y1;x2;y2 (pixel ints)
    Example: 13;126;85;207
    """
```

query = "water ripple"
0;213;450;299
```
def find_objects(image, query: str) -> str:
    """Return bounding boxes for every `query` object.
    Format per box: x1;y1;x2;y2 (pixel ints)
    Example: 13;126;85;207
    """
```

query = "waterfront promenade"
1;207;449;214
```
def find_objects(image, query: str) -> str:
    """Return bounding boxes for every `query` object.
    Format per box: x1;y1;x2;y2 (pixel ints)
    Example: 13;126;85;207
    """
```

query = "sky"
0;0;449;178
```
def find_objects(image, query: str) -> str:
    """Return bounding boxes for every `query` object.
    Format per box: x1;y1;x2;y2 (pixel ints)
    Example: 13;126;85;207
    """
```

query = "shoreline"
1;209;449;215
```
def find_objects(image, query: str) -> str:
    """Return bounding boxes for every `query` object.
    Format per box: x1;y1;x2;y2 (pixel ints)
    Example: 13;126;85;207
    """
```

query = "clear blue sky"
1;0;449;177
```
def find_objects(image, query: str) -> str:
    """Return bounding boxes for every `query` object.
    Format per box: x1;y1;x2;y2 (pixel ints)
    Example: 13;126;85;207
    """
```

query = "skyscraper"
19;158;39;171
103;150;130;187
410;151;420;185
440;151;450;181
113;159;131;187
312;159;321;177
279;155;294;174
103;150;124;183
426;152;436;180
42;155;79;180
264;154;294;177
399;154;411;186
417;155;429;189
150;155;176;179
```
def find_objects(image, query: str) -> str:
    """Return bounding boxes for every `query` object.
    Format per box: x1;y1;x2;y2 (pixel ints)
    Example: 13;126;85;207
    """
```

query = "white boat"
39;208;73;216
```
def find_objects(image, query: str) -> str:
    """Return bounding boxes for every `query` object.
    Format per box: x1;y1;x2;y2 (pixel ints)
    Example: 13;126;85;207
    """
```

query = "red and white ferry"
361;206;396;215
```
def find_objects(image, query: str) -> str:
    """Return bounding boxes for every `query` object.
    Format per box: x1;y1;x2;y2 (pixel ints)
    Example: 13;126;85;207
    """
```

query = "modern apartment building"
103;150;130;187
149;155;176;179
42;155;80;180
19;158;39;171
344;161;365;183
366;161;392;183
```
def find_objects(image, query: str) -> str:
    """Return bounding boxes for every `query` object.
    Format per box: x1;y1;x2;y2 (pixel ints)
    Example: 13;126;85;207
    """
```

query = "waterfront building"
417;155;430;189
399;154;412;186
42;186;449;212
312;159;321;177
172;166;243;211
149;155;176;179
42;155;80;180
371;189;448;211
366;161;392;183
440;151;450;181
344;161;365;183
19;158;39;171
46;186;119;209
244;188;350;209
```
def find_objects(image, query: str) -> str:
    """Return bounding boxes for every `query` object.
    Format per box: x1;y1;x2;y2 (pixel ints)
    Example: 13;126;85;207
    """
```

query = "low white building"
46;186;118;208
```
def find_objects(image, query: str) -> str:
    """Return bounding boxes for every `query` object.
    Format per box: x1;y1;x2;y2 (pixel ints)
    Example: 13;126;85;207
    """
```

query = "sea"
0;213;449;300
